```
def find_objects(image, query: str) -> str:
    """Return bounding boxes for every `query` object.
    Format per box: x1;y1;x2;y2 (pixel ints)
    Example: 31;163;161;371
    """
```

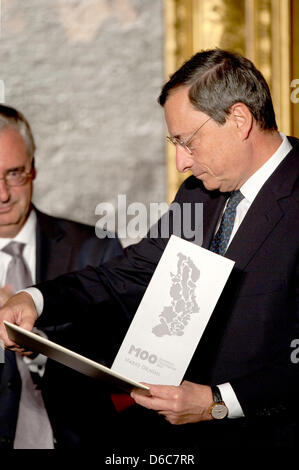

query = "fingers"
131;384;186;425
0;285;13;307
144;383;180;399
0;322;14;347
20;350;35;357
132;393;168;411
0;292;37;346
131;383;180;411
7;345;29;354
20;317;37;332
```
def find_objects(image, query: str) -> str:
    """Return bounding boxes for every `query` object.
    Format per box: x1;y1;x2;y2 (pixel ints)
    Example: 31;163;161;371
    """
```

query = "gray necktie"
3;241;32;292
2;241;54;449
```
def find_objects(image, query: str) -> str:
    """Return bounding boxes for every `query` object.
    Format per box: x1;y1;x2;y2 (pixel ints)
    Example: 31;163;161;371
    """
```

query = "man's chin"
199;177;220;192
0;215;24;237
197;176;231;192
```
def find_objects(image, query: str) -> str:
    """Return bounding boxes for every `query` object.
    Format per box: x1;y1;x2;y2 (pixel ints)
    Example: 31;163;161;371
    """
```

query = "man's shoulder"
34;208;123;276
35;209;94;238
287;136;299;148
34;208;121;250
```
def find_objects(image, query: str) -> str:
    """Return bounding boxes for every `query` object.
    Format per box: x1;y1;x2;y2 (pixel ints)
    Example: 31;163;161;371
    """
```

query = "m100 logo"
128;344;158;364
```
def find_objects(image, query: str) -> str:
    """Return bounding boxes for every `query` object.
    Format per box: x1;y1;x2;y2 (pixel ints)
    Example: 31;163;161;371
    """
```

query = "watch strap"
212;385;223;403
209;386;228;419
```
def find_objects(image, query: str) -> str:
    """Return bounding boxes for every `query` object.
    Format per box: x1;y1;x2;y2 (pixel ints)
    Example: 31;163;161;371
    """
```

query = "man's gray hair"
0;104;36;163
159;48;277;131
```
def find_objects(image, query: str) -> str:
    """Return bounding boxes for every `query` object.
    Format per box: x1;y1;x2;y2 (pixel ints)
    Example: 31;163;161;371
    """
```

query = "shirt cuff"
218;382;245;419
19;287;44;316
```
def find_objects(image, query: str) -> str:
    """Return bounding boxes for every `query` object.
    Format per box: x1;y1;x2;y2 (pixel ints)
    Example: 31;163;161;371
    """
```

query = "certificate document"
4;321;149;394
112;235;235;385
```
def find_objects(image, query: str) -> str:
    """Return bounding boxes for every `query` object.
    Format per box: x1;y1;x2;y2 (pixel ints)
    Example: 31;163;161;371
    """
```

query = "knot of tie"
209;190;244;256
2;241;32;293
226;190;244;212
2;241;26;258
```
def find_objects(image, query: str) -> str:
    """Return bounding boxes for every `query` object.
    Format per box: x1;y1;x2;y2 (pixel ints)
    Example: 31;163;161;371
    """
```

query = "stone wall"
0;0;165;245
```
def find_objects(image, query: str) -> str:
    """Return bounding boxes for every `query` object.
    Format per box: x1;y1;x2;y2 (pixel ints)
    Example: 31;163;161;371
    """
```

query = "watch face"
211;403;228;419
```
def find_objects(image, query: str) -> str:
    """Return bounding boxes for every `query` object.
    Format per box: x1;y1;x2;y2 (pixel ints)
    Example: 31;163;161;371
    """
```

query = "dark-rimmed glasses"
166;116;212;155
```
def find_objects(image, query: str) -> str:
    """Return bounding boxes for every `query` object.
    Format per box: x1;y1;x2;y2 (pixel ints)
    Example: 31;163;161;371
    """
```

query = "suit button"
7;381;12;388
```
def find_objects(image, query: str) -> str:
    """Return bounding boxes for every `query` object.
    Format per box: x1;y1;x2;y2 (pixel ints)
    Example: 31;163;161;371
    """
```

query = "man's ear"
31;166;36;181
230;102;253;140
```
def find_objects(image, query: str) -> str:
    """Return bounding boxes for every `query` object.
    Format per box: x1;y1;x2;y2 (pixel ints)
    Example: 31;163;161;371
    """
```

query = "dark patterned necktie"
2;241;33;292
209;190;244;256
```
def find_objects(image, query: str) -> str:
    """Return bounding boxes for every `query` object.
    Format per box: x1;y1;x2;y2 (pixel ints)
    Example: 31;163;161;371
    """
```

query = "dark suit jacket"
32;138;299;450
0;207;122;449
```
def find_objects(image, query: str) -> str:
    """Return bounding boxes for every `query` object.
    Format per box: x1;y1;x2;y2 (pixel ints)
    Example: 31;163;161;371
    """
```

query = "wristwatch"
209;386;228;419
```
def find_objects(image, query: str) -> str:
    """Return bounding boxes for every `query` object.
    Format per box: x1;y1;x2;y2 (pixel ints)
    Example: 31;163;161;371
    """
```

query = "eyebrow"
170;127;198;141
4;165;25;173
170;132;191;141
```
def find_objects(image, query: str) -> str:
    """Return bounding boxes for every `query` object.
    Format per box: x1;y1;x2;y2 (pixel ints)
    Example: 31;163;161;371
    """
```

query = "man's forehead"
0;127;30;168
164;85;191;108
164;89;207;136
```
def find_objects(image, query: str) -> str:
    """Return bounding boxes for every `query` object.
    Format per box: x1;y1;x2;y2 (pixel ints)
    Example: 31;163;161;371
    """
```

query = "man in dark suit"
0;50;298;452
0;105;122;448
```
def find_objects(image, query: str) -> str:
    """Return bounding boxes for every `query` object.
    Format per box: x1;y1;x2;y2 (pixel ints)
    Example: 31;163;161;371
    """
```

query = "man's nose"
0;179;11;202
175;145;193;173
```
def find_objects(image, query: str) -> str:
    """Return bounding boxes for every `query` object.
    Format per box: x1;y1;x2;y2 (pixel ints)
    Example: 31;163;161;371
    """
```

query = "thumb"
0;320;15;347
20;316;36;332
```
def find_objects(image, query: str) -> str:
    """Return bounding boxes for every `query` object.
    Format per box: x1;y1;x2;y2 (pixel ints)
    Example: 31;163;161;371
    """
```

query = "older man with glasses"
0;105;122;449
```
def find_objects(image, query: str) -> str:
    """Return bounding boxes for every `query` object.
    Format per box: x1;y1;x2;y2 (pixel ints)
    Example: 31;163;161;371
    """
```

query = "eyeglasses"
166;117;212;155
0;167;34;187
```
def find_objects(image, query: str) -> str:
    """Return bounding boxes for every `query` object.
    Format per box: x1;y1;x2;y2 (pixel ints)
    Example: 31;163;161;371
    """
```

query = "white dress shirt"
26;133;293;419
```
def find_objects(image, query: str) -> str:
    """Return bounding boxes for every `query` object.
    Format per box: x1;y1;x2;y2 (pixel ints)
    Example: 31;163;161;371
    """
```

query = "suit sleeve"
35;181;191;330
36;227;168;328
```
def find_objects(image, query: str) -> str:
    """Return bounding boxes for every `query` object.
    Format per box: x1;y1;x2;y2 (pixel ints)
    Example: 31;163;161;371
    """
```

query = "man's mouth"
0;204;14;214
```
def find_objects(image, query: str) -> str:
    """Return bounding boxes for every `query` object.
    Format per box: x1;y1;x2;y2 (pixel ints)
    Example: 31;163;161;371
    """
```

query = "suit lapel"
225;192;283;270
35;209;72;283
225;143;299;270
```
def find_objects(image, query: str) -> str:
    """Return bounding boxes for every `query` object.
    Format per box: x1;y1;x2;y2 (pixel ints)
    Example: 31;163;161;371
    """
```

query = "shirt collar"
0;208;37;250
240;133;293;203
